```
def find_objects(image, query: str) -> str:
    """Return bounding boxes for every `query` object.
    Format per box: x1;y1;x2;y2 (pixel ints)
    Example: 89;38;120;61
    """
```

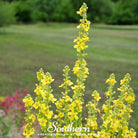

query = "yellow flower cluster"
23;69;57;137
55;66;73;127
73;2;90;82
23;94;34;107
71;3;90;128
34;69;56;133
23;94;35;137
86;90;101;135
98;73;136;137
23;3;136;138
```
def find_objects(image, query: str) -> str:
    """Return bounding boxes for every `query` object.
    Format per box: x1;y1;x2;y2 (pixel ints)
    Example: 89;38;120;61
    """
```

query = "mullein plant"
97;73;136;138
23;69;57;138
71;2;90;128
23;3;136;138
54;65;73;137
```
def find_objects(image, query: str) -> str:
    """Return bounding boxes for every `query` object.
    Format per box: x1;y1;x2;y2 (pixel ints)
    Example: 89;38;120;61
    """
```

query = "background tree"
109;0;136;24
0;0;137;24
0;0;15;27
50;0;75;22
12;0;32;23
133;0;138;23
29;0;60;22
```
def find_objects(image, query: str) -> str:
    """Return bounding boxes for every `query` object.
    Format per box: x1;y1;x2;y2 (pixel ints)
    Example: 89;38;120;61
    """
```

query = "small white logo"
47;121;90;133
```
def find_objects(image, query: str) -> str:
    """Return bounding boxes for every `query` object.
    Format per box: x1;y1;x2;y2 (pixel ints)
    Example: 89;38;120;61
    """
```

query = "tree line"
0;0;138;26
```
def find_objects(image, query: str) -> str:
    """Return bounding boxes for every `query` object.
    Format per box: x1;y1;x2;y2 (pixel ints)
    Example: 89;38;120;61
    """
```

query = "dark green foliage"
30;0;61;22
50;0;75;22
0;0;15;26
70;0;114;23
108;0;136;24
12;1;32;23
0;0;138;25
30;0;75;22
86;0;113;23
133;0;138;23
111;0;119;2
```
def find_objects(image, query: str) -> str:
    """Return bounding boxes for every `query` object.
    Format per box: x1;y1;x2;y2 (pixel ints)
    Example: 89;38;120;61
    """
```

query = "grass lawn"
0;23;138;132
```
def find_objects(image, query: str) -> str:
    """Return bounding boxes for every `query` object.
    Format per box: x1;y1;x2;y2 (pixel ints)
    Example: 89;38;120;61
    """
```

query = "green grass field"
0;23;138;132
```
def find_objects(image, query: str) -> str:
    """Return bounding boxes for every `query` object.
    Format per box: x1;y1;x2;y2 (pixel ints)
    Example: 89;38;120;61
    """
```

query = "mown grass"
0;23;138;132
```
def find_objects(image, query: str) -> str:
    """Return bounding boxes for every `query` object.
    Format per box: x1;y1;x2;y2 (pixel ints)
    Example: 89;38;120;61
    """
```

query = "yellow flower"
58;112;64;118
73;37;80;42
75;100;83;112
23;94;34;107
41;76;54;85
92;90;101;101
111;119;120;132
49;94;57;103
81;36;89;42
53;115;58;119
66;80;73;86
0;96;5;102
59;80;73;87
55;101;62;109
128;128;136;138
74;42;88;52
34;85;42;95
77;105;82;112
72;85;85;91
84;67;89;74
120;73;131;85
99;130;111;138
40;72;54;85
122;126;129;137
87;118;97;130
75;99;83;105
69;101;76;110
125;94;135;104
73;66;81;75
29;114;36;123
125;89;135;104
37;68;44;81
106;74;116;85
77;7;82;15
106;91;110;97
68;111;78;121
106;78;116;85
38;117;47;127
102;104;108;113
23;124;35;136
40;104;48;112
63;96;72;102
113;99;120;107
45;110;53;119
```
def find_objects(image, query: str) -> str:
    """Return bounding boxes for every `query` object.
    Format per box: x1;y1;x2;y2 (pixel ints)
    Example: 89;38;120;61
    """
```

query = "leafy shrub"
88;0;114;23
133;0;138;24
22;3;136;138
28;0;48;22
0;0;15;27
30;0;75;22
108;0;136;24
50;0;75;22
12;1;32;23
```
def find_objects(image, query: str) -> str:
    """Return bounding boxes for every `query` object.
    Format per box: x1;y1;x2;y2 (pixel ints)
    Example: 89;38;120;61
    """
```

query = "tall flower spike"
23;94;35;137
33;69;56;136
86;90;101;135
72;2;90;129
